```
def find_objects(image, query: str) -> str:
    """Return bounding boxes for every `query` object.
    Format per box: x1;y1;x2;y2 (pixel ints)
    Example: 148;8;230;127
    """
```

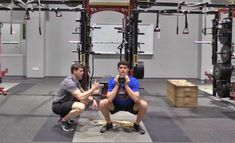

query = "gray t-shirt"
53;75;81;103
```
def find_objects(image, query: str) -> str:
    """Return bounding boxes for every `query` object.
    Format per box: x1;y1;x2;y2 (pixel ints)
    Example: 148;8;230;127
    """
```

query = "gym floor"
1;77;235;143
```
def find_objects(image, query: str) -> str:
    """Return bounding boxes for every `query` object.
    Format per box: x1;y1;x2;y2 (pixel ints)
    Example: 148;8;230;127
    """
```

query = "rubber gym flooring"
1;77;235;143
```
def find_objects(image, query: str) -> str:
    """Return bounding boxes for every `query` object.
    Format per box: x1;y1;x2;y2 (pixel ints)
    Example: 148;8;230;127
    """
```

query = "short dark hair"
117;60;130;68
71;63;84;74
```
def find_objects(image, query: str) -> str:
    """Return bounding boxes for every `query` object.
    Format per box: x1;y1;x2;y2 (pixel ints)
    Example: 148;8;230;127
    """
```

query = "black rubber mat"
139;88;153;96
221;111;235;120
7;83;36;95
143;111;192;142
33;114;75;142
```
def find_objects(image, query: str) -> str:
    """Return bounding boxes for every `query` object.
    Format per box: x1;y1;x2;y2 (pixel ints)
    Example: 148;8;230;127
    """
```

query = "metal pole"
212;13;219;96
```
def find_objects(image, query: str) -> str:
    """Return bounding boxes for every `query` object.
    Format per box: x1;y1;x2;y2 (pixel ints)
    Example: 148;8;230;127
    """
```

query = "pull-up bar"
1;1;235;9
1;0;83;5
0;1;234;13
137;1;235;8
136;9;218;15
0;7;82;12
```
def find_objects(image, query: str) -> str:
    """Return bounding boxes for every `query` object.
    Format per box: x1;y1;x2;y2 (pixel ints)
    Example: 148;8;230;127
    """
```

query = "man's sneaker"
58;118;75;126
59;120;75;132
67;119;75;126
100;123;113;133
132;123;145;134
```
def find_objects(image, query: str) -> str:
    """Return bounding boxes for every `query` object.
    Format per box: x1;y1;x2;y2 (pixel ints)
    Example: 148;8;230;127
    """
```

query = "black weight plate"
213;63;232;80
213;64;221;80
216;81;230;98
219;26;229;45
66;0;81;7
221;45;231;63
2;0;12;6
133;61;144;79
138;0;155;9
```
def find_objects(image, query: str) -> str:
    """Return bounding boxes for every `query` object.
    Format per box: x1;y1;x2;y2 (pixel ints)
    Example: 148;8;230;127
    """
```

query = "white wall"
139;12;200;78
26;12;46;78
45;12;81;77
0;11;26;76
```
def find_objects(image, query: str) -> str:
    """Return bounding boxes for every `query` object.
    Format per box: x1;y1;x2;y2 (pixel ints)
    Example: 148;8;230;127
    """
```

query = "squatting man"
99;60;148;134
52;63;103;132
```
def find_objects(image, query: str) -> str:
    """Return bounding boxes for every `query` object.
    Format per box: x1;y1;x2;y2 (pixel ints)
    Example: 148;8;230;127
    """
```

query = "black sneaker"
100;123;113;133
132;123;145;134
58;118;75;126
59;120;75;132
67;119;75;126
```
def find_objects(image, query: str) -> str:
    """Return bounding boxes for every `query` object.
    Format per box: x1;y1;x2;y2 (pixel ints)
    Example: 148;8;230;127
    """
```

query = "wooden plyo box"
167;80;198;107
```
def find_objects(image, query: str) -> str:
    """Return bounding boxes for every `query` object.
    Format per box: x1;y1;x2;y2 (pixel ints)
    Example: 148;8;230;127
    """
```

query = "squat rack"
0;0;235;93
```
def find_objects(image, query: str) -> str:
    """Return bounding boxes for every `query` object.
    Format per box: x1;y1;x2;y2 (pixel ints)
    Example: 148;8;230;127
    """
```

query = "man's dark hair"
117;60;130;68
71;63;84;74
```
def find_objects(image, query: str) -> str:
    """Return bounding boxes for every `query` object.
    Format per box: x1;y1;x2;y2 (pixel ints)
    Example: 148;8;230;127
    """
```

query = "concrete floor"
0;77;235;143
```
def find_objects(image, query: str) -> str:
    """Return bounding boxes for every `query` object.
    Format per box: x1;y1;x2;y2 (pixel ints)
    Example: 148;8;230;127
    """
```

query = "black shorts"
110;102;138;115
52;101;74;118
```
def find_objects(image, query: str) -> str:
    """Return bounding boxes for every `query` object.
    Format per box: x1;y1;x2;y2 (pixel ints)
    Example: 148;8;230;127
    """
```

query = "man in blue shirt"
99;60;148;134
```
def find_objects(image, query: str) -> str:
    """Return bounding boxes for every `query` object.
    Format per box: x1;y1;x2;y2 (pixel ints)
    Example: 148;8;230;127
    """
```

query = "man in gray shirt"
52;63;102;132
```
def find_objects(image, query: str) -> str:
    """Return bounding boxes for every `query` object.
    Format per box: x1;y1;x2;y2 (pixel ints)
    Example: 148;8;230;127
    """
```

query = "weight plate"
219;26;229;45
133;61;144;79
213;63;232;80
221;45;231;63
138;0;155;9
1;0;12;6
216;81;230;98
66;0;81;7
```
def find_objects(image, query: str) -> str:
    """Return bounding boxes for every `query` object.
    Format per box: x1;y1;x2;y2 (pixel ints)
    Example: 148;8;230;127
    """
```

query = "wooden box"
167;80;198;107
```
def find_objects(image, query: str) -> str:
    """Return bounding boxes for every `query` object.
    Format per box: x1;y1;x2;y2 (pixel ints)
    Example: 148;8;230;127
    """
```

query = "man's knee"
140;100;148;110
73;102;85;113
135;100;148;111
99;99;110;108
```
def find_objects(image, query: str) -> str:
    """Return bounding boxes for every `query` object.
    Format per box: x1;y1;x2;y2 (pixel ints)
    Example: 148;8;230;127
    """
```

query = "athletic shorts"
110;102;138;115
52;101;75;118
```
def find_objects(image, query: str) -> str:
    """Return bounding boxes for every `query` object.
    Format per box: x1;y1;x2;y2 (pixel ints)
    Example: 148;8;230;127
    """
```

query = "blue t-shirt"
108;76;139;106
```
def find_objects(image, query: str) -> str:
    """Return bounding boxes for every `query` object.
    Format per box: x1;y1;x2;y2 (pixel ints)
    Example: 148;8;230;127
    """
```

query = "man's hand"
91;80;103;92
114;75;120;86
124;75;130;86
92;80;104;95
